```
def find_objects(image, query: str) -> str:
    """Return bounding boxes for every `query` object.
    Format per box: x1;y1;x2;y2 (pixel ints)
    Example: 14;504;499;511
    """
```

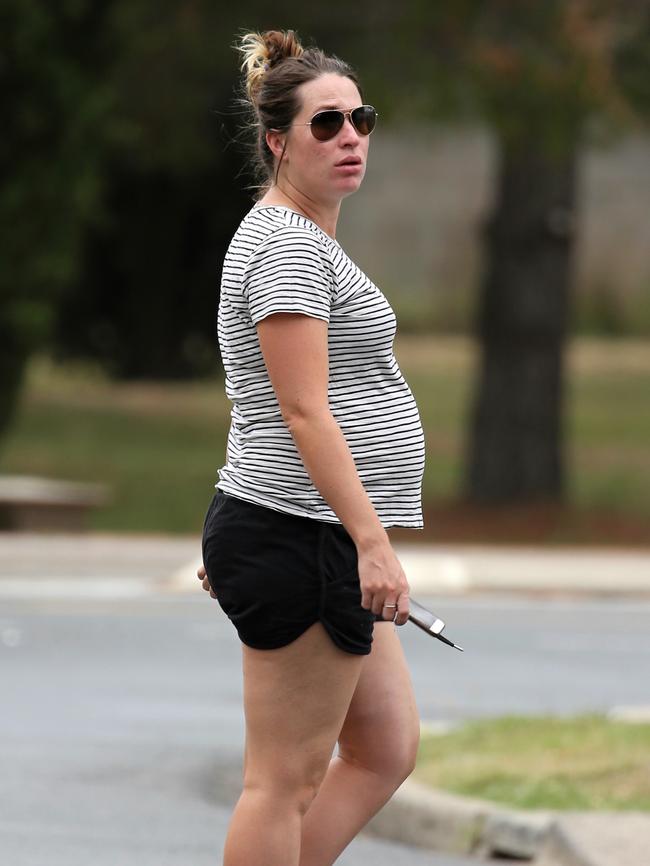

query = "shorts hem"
236;617;321;651
319;619;373;656
237;616;372;656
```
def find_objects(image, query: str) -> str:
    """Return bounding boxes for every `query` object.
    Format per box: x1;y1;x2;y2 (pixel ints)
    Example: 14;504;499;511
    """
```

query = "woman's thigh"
337;621;421;780
241;620;365;797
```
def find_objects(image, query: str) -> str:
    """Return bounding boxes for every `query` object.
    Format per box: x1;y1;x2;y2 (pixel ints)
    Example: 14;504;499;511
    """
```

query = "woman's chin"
334;176;363;196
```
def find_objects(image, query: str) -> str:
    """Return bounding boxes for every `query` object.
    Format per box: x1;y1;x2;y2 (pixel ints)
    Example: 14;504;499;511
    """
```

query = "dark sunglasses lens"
311;110;344;141
351;105;377;135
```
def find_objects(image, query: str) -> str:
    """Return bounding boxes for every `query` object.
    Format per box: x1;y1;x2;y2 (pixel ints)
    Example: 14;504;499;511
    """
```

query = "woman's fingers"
394;591;410;626
378;591;409;625
380;598;399;621
358;544;410;622
197;563;217;599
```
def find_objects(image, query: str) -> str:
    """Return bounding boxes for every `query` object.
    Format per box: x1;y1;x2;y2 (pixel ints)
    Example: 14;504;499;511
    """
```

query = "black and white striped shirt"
214;205;425;528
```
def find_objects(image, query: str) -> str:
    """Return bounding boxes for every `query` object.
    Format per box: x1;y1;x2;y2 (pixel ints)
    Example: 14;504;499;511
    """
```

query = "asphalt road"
2;589;649;865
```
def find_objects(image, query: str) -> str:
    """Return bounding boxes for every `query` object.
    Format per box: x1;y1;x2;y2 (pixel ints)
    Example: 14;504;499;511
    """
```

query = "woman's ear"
266;129;288;162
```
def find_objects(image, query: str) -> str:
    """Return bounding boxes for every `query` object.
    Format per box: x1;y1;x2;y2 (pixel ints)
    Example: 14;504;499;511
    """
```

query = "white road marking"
0;578;158;599
535;634;650;652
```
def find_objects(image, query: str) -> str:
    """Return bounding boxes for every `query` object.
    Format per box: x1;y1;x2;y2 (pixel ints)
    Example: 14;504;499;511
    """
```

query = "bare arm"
255;312;410;623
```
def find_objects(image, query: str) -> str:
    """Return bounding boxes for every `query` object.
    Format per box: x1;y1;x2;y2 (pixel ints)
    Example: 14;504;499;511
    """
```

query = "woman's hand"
197;563;217;599
357;540;410;626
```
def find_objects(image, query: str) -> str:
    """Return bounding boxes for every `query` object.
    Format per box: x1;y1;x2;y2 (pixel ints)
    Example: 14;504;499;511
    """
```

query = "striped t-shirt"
213;204;425;529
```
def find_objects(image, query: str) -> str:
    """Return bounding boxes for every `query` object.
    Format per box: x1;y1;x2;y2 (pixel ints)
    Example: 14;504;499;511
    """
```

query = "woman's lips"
335;162;363;172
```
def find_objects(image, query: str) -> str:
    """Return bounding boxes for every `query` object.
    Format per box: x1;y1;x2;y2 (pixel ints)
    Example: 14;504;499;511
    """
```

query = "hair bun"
236;29;305;102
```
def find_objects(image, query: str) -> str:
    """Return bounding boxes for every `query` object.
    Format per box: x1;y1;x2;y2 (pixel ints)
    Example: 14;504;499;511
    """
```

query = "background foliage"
2;2;649;522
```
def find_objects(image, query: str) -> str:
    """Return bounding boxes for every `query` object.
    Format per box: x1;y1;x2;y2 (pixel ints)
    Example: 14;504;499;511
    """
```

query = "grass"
413;712;650;811
0;359;228;534
398;336;650;515
0;336;648;537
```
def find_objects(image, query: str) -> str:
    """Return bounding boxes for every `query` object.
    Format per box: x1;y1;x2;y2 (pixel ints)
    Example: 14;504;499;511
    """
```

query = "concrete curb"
396;543;650;596
535;820;596;866
165;543;650;597
534;812;650;866
365;778;554;861
367;781;650;866
2;533;649;598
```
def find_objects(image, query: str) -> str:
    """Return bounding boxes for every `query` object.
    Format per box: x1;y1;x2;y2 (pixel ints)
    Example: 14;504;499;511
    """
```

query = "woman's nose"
340;115;361;142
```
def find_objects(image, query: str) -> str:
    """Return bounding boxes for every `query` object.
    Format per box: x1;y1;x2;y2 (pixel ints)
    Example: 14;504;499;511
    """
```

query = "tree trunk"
0;304;30;454
463;137;578;504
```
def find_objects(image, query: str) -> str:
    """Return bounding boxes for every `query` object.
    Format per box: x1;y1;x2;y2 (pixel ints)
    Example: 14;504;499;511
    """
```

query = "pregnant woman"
198;28;426;866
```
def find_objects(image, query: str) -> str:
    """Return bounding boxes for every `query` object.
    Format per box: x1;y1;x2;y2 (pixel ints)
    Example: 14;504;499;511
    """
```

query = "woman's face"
270;73;370;206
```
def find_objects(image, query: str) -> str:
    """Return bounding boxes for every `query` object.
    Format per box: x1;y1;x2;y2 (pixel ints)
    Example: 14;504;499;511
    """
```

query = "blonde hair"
237;30;305;103
230;28;363;198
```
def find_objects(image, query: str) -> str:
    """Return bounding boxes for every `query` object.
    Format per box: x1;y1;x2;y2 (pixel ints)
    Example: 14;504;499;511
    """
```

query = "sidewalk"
166;540;650;597
0;531;199;597
1;531;649;864
2;532;648;598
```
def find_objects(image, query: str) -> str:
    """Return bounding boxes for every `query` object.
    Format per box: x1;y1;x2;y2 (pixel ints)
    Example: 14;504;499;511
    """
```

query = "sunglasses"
293;104;378;142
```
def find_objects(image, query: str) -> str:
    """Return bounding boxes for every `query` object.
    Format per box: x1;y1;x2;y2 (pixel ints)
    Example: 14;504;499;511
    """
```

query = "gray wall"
338;125;650;330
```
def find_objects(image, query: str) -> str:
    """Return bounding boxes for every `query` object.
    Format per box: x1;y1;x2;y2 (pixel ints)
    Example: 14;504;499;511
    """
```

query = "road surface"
2;588;649;865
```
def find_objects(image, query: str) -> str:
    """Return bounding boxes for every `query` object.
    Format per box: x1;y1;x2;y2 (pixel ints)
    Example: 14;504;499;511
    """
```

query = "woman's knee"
338;700;421;787
242;760;328;816
343;718;419;786
392;720;420;782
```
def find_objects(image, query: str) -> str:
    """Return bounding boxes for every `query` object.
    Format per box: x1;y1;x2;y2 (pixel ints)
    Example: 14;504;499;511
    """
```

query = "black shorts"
201;489;386;655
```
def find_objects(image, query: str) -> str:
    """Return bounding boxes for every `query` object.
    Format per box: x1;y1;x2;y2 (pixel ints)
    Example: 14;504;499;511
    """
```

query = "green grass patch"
0;357;227;533
0;337;648;534
414;713;650;811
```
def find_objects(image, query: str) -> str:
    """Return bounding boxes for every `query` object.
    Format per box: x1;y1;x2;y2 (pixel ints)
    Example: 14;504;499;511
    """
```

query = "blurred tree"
56;0;384;378
463;1;650;504
354;1;650;505
53;2;251;378
0;0;114;444
2;3;359;400
52;5;376;379
5;0;648;513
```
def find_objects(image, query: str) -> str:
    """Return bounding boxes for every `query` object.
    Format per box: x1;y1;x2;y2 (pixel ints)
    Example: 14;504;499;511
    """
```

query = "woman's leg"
298;621;421;866
222;621;365;866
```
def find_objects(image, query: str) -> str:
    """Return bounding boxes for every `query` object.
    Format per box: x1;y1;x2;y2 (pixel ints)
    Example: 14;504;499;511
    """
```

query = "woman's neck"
256;186;340;240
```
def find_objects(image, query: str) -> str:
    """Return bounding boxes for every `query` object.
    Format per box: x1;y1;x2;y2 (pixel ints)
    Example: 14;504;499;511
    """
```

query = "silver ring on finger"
382;601;398;623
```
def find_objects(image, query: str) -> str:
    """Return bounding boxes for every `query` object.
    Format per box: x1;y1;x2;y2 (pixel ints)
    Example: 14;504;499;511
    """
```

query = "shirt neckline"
250;205;340;246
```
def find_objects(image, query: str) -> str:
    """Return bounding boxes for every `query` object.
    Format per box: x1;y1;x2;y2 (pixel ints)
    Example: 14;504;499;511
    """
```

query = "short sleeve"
242;226;335;325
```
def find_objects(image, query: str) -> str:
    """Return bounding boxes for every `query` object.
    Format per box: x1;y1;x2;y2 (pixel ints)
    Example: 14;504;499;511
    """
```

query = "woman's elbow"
281;401;331;431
